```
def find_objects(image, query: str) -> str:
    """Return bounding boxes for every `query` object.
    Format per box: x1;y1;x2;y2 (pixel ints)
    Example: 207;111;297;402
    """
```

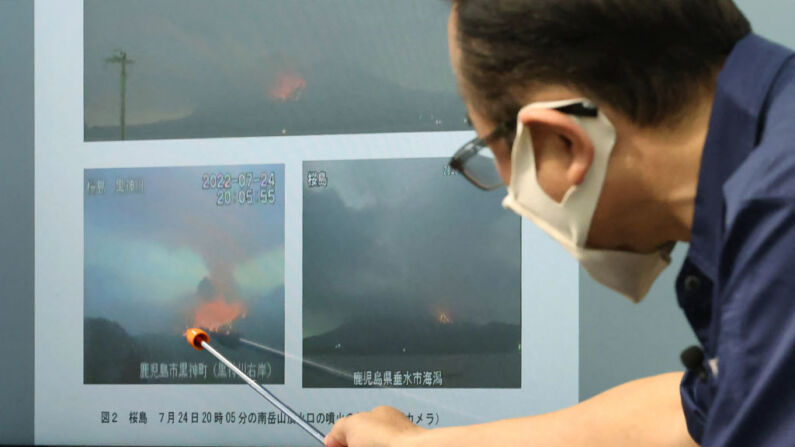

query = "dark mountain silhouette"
84;317;142;383
304;315;520;356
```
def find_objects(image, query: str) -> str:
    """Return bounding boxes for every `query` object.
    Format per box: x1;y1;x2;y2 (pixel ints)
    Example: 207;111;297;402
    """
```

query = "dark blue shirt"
678;34;795;445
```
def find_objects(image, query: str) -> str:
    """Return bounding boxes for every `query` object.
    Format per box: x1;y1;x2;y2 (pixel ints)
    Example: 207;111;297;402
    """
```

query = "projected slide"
303;158;521;389
83;0;466;141
83;165;285;384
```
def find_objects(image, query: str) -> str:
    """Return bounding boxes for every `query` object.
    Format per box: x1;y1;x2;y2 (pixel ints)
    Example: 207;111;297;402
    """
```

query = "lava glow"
193;295;247;332
269;70;306;102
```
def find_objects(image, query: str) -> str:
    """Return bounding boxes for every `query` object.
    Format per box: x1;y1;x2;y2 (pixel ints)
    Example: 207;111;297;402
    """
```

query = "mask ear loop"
505;101;598;157
507;99;615;248
509;99;601;200
553;102;599;118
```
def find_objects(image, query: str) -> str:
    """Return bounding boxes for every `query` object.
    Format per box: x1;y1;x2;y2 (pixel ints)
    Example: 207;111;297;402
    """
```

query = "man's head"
448;0;750;252
447;0;751;300
449;0;751;129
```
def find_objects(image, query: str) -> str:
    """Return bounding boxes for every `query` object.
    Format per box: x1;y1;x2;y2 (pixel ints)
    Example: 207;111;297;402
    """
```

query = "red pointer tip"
185;328;210;350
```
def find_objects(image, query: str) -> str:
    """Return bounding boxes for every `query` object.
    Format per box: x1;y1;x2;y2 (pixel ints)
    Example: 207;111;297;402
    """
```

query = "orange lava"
193;296;247;332
269;70;306;102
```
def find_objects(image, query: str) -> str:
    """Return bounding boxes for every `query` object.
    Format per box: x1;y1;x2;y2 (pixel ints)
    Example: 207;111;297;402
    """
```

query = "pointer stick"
185;328;326;445
212;331;355;383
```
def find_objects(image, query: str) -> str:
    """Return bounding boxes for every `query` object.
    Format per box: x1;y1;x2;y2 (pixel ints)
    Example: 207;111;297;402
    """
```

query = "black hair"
451;0;752;126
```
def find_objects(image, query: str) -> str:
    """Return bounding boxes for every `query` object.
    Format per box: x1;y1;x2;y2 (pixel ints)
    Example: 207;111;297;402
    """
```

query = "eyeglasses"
448;102;599;191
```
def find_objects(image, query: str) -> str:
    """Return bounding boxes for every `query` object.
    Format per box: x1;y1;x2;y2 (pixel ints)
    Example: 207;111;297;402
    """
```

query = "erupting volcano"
269;69;306;102
193;295;247;332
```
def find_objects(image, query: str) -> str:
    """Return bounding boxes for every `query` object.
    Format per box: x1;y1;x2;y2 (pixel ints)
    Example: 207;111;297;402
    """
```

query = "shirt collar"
688;34;794;279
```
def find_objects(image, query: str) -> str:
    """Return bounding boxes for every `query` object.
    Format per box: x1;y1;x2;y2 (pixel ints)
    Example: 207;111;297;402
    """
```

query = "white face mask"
502;98;673;303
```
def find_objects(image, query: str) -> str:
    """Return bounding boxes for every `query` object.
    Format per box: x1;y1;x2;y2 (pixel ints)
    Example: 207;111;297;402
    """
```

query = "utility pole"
106;50;134;140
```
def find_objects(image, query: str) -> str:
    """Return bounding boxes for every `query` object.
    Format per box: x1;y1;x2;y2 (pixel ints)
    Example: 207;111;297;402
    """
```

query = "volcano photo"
83;0;465;142
83;165;285;384
302;158;522;389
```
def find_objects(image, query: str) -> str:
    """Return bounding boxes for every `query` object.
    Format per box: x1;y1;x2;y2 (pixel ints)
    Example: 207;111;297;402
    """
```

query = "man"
325;1;795;445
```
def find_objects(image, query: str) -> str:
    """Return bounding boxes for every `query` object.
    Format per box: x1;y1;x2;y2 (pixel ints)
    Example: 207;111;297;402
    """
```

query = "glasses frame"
449;102;600;191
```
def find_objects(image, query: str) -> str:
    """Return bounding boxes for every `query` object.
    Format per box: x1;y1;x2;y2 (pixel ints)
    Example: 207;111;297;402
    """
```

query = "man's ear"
517;107;595;202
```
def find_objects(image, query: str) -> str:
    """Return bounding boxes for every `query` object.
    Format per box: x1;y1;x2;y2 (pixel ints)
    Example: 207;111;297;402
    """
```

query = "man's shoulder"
723;56;795;222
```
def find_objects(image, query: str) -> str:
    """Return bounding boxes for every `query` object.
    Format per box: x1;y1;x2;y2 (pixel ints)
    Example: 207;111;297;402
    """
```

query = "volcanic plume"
269;69;306;102
192;276;247;332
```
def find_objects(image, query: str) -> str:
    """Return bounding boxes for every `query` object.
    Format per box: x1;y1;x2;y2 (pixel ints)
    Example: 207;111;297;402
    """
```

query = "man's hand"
323;373;696;447
324;406;426;447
